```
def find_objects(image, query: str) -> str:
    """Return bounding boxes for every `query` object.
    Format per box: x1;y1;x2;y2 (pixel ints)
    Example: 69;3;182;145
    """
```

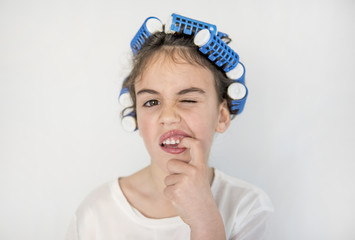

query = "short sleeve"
229;209;273;240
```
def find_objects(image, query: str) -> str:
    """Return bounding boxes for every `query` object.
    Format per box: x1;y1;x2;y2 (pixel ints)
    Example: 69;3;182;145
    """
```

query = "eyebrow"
177;87;205;95
136;89;159;96
136;87;206;96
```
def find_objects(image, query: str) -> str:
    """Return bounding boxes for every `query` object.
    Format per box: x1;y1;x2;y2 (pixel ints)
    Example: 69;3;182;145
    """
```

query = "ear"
216;100;231;133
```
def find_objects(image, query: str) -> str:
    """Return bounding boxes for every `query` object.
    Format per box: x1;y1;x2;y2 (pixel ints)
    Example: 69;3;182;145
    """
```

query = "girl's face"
135;52;230;172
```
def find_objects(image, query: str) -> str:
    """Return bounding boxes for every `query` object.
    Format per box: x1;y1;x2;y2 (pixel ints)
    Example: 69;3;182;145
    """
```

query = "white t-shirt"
65;169;274;240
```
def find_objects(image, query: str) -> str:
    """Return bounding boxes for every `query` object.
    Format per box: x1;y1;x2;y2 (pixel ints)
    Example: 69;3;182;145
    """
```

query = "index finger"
178;137;206;168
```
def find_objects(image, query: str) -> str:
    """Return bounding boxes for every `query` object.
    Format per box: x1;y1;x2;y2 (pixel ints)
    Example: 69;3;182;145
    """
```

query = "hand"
163;137;226;239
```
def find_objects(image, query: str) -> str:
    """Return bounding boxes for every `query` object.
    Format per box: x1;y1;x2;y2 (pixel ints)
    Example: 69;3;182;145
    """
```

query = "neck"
121;161;215;219
146;163;172;200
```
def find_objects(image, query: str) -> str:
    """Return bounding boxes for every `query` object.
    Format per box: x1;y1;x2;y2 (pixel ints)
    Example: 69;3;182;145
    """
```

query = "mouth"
161;137;181;148
159;130;191;154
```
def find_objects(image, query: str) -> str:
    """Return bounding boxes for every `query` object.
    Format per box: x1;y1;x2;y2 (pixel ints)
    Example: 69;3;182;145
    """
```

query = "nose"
159;102;181;127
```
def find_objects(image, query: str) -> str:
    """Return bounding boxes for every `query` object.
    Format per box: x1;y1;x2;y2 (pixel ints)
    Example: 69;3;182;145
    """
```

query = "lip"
159;130;191;154
159;130;191;145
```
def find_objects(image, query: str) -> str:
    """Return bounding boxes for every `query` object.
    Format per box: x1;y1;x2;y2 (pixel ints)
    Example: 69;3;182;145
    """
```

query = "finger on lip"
177;136;195;148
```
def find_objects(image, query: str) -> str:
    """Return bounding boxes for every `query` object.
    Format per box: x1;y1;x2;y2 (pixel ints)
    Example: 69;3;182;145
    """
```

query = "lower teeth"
163;144;178;148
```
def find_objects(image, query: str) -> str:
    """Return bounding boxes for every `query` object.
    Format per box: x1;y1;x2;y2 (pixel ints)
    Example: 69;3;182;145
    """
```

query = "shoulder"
75;179;118;218
212;169;274;238
212;169;274;217
66;180;118;239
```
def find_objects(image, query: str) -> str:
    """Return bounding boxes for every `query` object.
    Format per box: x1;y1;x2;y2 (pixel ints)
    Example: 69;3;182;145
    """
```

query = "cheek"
186;111;217;142
137;118;158;156
137;113;154;136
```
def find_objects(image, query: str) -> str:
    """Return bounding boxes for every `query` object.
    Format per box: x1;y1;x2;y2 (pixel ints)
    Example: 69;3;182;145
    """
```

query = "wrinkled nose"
159;103;180;127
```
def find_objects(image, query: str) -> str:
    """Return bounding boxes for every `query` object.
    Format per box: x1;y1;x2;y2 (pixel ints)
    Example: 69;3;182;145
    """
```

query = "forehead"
136;51;215;90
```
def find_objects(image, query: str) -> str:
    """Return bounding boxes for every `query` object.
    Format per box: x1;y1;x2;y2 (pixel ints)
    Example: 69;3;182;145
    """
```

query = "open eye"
143;99;160;107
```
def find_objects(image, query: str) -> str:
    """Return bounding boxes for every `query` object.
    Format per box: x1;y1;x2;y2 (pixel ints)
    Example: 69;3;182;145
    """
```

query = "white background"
1;0;354;239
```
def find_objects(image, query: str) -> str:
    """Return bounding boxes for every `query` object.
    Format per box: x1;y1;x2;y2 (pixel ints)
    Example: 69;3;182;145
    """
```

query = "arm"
163;137;226;240
189;207;226;240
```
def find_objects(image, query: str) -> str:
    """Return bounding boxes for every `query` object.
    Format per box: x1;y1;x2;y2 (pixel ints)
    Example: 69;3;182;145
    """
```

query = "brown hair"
122;30;237;120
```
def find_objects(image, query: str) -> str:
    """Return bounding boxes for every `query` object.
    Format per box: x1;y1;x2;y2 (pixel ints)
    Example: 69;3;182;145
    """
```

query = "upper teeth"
163;138;180;145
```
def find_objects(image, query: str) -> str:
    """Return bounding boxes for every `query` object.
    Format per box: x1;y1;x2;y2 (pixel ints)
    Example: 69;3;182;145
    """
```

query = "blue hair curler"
118;87;133;108
119;84;136;132
194;29;248;113
131;17;163;54
231;96;247;114
225;62;247;114
226;62;246;84
121;110;137;132
194;28;239;72
228;82;248;114
168;13;217;36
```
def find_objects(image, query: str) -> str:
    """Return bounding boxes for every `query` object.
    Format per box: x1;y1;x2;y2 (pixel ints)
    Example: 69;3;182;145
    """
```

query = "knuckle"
172;186;183;199
164;175;170;186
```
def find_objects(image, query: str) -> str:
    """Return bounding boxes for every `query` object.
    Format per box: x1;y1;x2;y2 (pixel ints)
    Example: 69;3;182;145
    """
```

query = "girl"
66;14;273;240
